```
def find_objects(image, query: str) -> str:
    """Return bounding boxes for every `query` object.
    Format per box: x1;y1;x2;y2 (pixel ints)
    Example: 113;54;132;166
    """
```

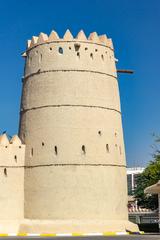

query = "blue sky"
0;0;160;167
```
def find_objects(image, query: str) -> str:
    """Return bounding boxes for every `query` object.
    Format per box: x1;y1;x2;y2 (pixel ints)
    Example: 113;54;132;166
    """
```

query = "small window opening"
14;155;17;162
106;144;109;153
5;146;7;148
95;49;98;52
39;54;42;63
59;47;63;54
82;145;86;154
115;132;117;137
101;54;104;61
50;47;52;51
54;146;58;155
77;52;80;58
31;148;33;157
19;146;21;148
69;46;71;50
98;131;102;136
4;168;7;176
119;146;122;155
74;43;80;51
90;53;93;59
85;47;88;51
42;142;44;146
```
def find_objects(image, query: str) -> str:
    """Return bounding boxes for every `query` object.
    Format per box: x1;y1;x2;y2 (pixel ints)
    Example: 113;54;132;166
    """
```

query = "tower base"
0;219;139;234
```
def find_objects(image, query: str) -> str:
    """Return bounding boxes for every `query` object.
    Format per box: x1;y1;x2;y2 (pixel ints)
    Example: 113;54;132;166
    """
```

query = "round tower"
19;30;137;232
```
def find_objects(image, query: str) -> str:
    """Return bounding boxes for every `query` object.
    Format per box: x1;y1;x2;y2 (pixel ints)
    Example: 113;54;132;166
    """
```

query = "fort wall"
0;134;25;220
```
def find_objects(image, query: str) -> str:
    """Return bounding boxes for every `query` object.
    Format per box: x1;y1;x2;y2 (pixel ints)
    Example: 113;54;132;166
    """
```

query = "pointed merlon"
88;32;100;43
10;135;22;145
76;30;87;40
99;34;108;45
0;134;9;146
30;36;38;48
37;32;48;44
27;40;31;48
48;30;59;41
21;52;27;57
63;29;73;40
107;38;114;49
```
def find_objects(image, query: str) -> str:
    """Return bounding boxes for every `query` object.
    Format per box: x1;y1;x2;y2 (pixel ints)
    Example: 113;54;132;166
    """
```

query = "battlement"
0;134;25;166
26;30;114;51
23;30;116;79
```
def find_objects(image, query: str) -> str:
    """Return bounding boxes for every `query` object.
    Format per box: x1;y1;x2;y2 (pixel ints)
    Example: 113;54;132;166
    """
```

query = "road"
0;235;160;240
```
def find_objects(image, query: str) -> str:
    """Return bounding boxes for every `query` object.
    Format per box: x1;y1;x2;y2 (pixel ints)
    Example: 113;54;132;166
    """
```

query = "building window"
59;47;63;54
90;53;93;59
14;155;17;162
54;146;58;155
106;144;109;153
82;145;86;154
4;168;7;176
98;130;102;136
42;142;44;146
77;52;80;58
74;43;80;51
119;146;122;155
31;148;33;157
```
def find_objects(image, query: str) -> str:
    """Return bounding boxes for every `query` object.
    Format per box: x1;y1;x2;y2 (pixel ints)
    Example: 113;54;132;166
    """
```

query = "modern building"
145;181;160;230
127;167;144;195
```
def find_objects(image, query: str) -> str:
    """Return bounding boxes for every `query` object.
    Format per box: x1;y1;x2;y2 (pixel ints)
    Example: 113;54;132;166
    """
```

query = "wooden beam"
117;69;134;74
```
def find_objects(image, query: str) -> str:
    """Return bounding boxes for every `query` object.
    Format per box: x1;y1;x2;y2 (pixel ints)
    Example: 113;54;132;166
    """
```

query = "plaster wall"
0;143;25;219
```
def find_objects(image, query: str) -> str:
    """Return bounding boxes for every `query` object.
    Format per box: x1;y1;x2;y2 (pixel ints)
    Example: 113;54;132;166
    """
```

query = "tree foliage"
134;136;160;210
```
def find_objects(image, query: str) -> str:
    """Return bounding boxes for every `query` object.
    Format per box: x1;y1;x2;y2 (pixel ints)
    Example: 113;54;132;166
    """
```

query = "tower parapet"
23;30;116;83
26;30;114;50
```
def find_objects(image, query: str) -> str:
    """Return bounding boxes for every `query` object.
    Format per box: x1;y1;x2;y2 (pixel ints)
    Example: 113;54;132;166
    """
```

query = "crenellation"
0;134;25;167
24;40;116;78
76;30;87;40
26;30;114;51
63;29;73;40
48;30;59;41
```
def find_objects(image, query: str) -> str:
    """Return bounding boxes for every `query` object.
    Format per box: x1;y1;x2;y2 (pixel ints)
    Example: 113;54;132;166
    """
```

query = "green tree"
134;136;160;210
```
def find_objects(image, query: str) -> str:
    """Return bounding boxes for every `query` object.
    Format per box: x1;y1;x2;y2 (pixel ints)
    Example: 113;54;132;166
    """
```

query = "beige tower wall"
0;136;25;220
19;32;138;232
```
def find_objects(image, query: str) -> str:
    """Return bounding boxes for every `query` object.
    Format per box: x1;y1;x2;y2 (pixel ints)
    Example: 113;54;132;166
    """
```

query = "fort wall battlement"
0;134;25;220
23;30;116;78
